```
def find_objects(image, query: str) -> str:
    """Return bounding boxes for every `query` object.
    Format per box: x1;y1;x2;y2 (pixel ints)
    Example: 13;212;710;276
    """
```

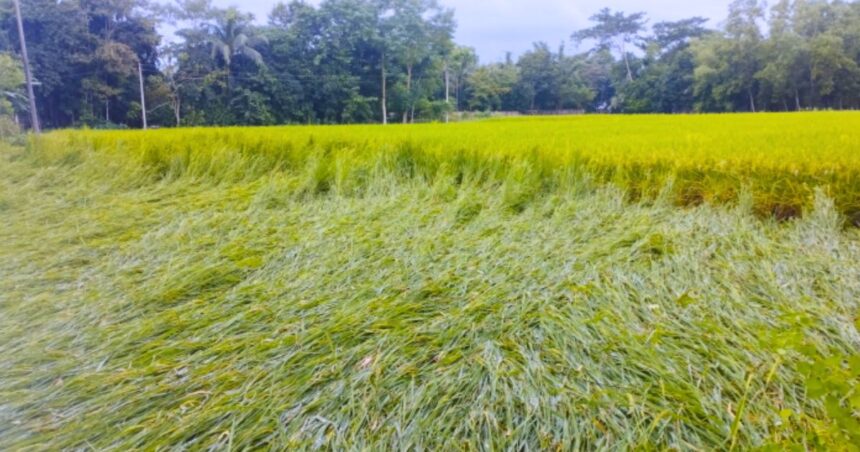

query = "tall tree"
692;0;765;112
6;0;860;128
620;17;709;113
467;61;517;111
206;7;265;89
1;0;159;127
756;0;810;110
573;8;647;82
379;0;454;123
448;45;477;112
726;0;766;111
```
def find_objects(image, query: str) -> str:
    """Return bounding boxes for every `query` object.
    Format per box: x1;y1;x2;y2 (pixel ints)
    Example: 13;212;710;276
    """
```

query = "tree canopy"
2;0;860;129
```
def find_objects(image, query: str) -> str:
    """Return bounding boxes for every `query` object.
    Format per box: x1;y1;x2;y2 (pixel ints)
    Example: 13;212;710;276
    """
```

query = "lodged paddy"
1;113;859;449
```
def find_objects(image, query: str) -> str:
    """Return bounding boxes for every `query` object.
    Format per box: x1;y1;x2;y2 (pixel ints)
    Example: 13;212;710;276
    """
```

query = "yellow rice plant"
34;112;860;223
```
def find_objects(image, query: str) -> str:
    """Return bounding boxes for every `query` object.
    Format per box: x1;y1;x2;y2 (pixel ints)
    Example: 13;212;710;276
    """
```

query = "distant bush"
78;119;130;130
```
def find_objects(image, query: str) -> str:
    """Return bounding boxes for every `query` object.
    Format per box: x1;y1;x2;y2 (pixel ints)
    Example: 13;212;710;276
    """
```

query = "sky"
209;0;735;62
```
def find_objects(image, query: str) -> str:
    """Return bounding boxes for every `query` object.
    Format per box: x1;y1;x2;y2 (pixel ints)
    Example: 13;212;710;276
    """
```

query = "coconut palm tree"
206;7;266;89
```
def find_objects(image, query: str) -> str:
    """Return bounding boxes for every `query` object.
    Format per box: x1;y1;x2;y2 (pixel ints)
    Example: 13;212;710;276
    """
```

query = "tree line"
2;0;860;130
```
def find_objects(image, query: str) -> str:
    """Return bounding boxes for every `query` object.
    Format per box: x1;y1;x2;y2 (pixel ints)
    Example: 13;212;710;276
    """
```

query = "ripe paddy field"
1;113;859;449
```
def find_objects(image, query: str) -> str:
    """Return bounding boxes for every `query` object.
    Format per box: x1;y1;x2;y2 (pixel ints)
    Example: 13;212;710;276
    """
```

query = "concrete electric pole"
13;0;40;134
138;60;147;129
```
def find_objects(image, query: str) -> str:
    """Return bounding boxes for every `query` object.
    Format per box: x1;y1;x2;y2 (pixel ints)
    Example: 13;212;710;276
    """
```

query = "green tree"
7;0;860;127
809;33;860;108
692;0;765;112
726;0;765;112
170;0;274;125
511;42;593;112
448;46;477;112
514;42;557;111
0;51;23;134
206;7;265;89
0;52;23;115
620;17;709;113
756;0;810;110
265;0;381;124
1;0;160;128
380;0;454;123
573;8;647;82
467;62;517;111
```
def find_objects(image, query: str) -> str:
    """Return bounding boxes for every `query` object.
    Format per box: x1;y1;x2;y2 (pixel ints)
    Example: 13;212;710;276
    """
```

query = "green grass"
1;114;860;449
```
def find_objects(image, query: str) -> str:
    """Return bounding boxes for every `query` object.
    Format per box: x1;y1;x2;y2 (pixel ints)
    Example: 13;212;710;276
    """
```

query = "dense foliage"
0;52;23;134
2;0;860;127
2;114;859;448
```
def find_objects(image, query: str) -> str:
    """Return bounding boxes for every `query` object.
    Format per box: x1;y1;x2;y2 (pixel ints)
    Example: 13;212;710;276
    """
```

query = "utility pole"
13;0;40;134
138;60;147;129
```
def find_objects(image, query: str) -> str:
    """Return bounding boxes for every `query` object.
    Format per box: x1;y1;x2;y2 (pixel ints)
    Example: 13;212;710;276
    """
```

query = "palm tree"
206;8;266;89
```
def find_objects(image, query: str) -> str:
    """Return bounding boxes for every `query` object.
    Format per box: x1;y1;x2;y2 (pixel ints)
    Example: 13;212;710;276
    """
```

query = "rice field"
1;113;859;449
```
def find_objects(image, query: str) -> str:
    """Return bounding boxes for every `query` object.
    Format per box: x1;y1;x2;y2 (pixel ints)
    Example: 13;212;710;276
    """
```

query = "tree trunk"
403;64;412;124
456;80;461;112
621;42;633;82
623;53;633;82
809;68;816;109
381;54;387;125
748;88;756;113
173;95;181;127
444;63;450;123
795;88;801;111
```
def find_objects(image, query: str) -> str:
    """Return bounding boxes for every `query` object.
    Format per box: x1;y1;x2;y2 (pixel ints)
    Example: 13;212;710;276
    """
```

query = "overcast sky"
209;0;734;62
